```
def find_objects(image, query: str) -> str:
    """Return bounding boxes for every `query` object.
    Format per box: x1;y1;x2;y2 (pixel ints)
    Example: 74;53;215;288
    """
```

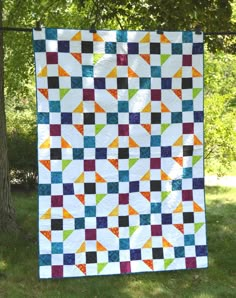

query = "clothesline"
0;26;236;36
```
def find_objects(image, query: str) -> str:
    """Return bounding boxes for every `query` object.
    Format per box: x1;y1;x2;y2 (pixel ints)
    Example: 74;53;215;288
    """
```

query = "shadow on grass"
0;188;235;297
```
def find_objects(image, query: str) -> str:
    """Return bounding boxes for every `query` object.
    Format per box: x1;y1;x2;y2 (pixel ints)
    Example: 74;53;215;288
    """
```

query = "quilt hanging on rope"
33;28;208;279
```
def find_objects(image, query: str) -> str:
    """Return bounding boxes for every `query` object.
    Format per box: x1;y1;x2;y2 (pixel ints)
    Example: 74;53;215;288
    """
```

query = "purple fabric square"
83;89;95;101
150;158;161;169
196;245;208;256
85;229;97;240
182;190;193;201
120;261;131;274
183;55;192;66
130;249;141;260
151;225;162;236
52;265;63;278
94;78;106;89
151;89;161;101
51;195;63;207
50;124;61;136
46;52;58;64
185;257;197;269
119;124;129;136
84;160;95;171
128;43;139;54
183;123;194;134
117;54;128;65
119;193;129;204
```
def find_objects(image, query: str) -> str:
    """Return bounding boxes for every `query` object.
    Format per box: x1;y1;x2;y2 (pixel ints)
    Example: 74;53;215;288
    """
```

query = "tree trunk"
0;1;16;232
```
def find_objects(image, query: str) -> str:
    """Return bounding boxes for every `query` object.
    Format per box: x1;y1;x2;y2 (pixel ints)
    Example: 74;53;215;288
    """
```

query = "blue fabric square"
82;65;93;77
162;213;172;224
38;112;49;124
73;148;84;159
183;32;193;43
51;172;62;184
151;135;161;147
49;101;60;112
174;246;185;258
196;245;208;256
119;238;130;250
75;218;85;229
46;28;57;40
129;181;139;192
194;111;203;122
182;100;193;111
52;242;63;254
161;146;172;157
140;214;150;225
63;183;74;195
96;217;107;228
108;250;120;262
58;41;69;52
151;66;161;77
85;206;96;217
96;148;107;159
108;182;119;193
184;234;195;246
161;78;172;89
129;113;140;124
128;43;139;54
130;249;141;260
151;203;161;213
172;179;182;191
107;113;118;124
39;254;51;266
38;184;51;196
119;171;129;182
105;42;116;54
171;112;182;123
172;43;182;54
118;101;128;112
140;147;150;158
94;78;106;89
64;254;75;265
193;43;203;54
140;78;151;89
117;30;127;42
61;113;72;124
193;178;204;189
183;167;192;179
71;77;82;89
34;40;46;52
84;136;95;148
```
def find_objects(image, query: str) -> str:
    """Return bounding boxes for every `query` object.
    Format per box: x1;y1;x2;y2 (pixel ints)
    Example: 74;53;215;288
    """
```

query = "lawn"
0;187;236;298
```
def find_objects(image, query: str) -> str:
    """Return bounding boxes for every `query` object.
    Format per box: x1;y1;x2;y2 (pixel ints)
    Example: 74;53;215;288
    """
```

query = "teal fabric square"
49;101;60;112
46;28;57;40
119;171;129;182
183;100;193;111
38;112;49;124
118;101;129;112
151;66;161;77
84;137;95;148
140;78;151;89
151;203;161;213
151;135;161;147
171;112;182;123
183;32;193;43
52;242;63;254
51;172;62;184
184;234;195;246
82;66;94;77
183;167;192;179
117;30;127;42
172;180;182;191
140;214;150;225
119;238;130;250
85;206;96;217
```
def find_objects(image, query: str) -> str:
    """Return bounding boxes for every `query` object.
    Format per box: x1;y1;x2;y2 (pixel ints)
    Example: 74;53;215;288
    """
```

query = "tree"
0;1;16;232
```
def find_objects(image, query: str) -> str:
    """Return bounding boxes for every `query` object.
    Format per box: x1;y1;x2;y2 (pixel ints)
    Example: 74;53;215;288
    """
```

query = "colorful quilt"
33;28;208;279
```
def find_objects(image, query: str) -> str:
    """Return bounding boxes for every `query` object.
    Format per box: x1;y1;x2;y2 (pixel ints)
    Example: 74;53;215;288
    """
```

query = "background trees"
1;0;236;231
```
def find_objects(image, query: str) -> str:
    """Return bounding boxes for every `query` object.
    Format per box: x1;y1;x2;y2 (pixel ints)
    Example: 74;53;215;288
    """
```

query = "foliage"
0;187;235;297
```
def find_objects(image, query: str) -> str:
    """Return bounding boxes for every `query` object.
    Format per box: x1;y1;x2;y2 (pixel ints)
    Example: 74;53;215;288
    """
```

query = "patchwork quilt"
33;28;208;279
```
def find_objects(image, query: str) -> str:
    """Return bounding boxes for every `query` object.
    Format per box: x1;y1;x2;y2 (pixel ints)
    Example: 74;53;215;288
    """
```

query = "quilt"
33;28;208;279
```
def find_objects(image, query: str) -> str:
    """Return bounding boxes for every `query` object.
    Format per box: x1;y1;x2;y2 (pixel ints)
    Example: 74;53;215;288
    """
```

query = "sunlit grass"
0;188;235;298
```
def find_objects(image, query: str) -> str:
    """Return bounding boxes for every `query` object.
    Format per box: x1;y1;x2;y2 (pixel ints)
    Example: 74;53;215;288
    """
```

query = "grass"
0;187;236;298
